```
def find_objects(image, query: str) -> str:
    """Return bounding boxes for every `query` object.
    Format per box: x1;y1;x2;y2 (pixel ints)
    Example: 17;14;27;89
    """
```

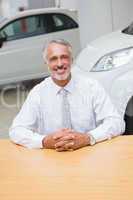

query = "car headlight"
91;47;133;72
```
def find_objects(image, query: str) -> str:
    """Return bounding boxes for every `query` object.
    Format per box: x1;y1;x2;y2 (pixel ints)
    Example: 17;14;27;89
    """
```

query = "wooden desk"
0;136;133;200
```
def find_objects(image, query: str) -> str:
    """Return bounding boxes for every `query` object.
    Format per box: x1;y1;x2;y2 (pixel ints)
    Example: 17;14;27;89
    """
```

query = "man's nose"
57;58;62;66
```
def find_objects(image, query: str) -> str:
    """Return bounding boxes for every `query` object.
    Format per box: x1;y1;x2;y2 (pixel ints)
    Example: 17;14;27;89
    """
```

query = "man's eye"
62;55;69;59
50;57;57;62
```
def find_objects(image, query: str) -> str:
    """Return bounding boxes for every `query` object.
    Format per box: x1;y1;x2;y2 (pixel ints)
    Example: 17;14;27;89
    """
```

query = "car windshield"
122;22;133;35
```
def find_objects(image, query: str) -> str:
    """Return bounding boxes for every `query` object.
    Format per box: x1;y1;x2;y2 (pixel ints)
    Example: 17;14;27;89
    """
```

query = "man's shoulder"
72;73;108;100
32;76;50;90
28;76;51;96
73;72;100;88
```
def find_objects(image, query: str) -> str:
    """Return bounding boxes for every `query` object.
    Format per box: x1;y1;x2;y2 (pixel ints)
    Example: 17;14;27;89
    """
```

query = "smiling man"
9;39;125;151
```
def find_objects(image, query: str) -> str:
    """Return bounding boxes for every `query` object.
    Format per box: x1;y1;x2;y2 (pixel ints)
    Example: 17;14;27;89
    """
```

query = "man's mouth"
55;67;67;74
57;68;66;74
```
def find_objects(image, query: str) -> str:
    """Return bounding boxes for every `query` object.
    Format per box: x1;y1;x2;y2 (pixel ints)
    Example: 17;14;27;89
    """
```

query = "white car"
0;8;80;85
74;22;133;134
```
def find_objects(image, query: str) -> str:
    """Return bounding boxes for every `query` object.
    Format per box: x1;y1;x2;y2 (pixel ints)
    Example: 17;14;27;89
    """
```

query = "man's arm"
89;80;125;143
9;88;44;149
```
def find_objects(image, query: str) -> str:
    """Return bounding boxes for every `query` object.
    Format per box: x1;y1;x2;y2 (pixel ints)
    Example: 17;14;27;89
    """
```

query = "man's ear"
42;54;48;65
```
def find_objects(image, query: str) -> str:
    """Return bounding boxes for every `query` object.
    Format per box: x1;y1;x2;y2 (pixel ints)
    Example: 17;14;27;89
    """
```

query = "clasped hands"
42;128;90;152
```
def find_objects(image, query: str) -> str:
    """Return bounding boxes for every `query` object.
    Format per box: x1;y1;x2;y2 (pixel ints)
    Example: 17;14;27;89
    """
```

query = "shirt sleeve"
89;80;125;143
9;87;45;149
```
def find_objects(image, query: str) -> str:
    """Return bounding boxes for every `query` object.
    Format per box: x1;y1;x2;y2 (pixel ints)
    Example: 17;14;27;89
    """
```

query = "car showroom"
0;0;133;199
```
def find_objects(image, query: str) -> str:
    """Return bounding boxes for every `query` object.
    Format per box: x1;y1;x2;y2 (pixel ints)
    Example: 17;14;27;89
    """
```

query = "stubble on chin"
51;70;70;81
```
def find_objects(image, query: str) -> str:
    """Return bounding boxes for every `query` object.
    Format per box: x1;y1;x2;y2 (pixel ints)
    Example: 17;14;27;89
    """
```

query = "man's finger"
55;143;74;152
53;132;65;140
64;142;75;150
54;140;67;148
53;134;62;140
55;141;75;152
55;148;73;152
55;147;66;152
53;129;73;140
61;134;75;141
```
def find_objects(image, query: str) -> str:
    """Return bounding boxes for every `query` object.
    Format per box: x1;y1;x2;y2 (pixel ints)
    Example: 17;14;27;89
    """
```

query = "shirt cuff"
89;128;109;144
28;133;46;149
9;127;46;149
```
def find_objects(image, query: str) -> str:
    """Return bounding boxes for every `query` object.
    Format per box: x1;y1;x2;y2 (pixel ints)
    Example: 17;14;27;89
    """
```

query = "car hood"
75;30;133;72
90;30;133;51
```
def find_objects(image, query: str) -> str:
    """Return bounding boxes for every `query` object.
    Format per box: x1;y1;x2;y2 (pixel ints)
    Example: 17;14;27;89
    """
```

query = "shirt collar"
49;75;75;95
64;76;75;94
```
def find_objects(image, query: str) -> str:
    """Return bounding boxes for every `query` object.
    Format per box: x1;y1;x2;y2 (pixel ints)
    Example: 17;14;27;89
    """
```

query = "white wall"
0;0;28;17
112;0;133;30
0;0;11;17
56;0;78;9
10;0;28;15
28;0;55;9
78;0;112;48
0;0;55;17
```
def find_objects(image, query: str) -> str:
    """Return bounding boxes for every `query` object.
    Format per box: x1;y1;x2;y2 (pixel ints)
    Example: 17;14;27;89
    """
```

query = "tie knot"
60;88;68;96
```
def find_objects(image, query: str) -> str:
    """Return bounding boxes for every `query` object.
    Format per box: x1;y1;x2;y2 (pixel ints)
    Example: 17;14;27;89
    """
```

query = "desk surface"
0;136;133;200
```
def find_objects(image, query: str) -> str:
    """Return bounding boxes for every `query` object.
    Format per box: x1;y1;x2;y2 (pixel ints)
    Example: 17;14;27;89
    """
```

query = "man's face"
46;43;73;81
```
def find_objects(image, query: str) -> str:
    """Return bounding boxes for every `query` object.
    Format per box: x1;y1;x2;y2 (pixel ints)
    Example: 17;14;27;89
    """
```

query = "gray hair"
42;39;73;63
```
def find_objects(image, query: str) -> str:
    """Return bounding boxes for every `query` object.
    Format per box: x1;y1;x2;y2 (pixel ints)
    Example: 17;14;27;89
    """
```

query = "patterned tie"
61;88;72;129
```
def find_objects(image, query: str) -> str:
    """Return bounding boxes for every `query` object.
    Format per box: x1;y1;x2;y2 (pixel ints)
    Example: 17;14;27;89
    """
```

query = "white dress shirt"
9;73;125;148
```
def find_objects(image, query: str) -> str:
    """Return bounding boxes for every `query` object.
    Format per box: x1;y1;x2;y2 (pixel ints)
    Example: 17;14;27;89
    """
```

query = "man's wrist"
42;136;47;148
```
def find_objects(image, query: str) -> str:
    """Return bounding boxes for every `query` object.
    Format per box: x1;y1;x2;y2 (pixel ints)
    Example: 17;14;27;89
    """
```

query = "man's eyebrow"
49;56;57;60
